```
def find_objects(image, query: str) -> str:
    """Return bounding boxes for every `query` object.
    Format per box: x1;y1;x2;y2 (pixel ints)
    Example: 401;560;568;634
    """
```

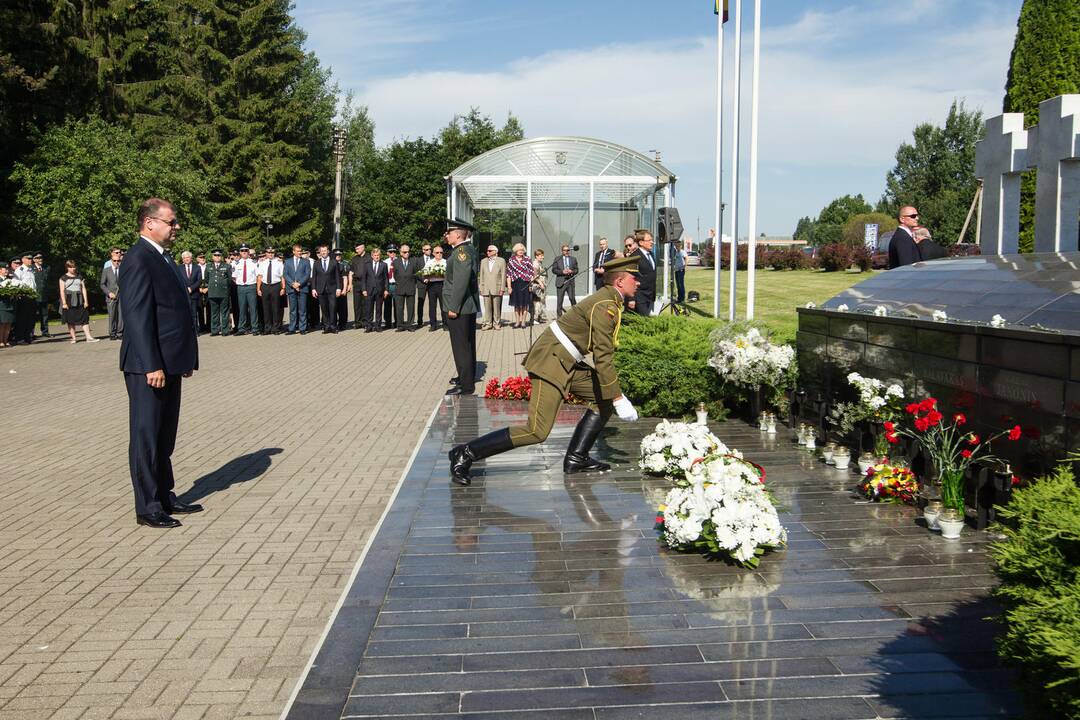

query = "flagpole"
712;4;724;318
745;0;761;320
727;0;742;322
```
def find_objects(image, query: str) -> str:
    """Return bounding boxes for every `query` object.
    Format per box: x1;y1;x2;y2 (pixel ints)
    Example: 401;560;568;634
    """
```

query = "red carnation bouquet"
483;376;532;401
893;397;1021;513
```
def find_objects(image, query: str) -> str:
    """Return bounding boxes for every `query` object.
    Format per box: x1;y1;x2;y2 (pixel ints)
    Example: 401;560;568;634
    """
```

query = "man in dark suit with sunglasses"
888;206;921;269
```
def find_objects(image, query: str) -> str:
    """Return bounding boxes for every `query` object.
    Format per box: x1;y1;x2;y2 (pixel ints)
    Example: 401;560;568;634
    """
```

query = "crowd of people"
0;229;665;350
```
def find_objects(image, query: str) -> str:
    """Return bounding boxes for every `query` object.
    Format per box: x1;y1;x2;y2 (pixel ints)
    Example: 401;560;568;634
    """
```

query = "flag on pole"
715;0;729;22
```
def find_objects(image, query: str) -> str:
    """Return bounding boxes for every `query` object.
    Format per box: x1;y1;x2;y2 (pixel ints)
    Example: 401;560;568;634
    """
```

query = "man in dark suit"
100;247;123;340
311;243;342;333
393;243;424;331
914;227;946;261
887;206;921;269
361;247;388;331
121;198;201;529
348;243;370;330
591;237;614;291
283;243;311;334
179;250;202;331
552;244;578;317
629;229;657;316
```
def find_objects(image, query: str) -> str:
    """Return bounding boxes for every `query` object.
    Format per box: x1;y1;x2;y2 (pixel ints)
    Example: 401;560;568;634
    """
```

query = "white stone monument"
976;94;1080;255
975;113;1026;254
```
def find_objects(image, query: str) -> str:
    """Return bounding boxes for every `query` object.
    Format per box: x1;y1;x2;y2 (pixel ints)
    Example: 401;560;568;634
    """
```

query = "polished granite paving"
288;397;1019;719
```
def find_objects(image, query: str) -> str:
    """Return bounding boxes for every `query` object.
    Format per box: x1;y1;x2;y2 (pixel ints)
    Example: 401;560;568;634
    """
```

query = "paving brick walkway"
287;398;1019;720
0;318;528;720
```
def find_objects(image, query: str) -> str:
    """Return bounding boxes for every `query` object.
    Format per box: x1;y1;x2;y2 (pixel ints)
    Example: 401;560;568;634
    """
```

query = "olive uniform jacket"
442;241;480;314
522;285;624;401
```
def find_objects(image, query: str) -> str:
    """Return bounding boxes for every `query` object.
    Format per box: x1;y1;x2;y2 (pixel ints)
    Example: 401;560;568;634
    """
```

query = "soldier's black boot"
449;429;514;486
564;410;611;473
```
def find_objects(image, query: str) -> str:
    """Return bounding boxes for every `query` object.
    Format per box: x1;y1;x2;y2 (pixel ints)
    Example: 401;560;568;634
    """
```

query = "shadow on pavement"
177;447;282;504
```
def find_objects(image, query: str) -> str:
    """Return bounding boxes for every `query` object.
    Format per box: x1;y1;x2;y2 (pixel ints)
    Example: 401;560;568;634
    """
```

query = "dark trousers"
426;283;444;328
383;289;395;327
287;290;308;332
674;270;686;303
229;283;239;327
417;285;426;325
352;291;366;328
37;300;49;334
335;293;348;330
198;296;210;332
634;295;654;317
261;288;282;333
318;290;336;330
14;298;34;342
106;299;123;338
188;296;199;332
394;291;415;328
209;297;230;334
125;372;182;516
236;285;258;333
556;281;576;317
447;312;477;390
364;292;383;329
308;290;320;328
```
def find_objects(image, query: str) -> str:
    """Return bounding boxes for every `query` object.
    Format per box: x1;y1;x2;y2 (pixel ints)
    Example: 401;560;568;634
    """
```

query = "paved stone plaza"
0;320;1018;719
0;319;524;720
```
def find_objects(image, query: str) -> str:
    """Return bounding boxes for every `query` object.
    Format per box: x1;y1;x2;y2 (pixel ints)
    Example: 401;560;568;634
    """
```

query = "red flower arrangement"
483;375;532;401
896;396;1022;513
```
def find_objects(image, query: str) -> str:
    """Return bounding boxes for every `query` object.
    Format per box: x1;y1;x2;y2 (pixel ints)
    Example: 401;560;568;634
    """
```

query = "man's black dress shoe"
449;377;460;385
137;512;181;528
165;501;203;514
446;386;474;396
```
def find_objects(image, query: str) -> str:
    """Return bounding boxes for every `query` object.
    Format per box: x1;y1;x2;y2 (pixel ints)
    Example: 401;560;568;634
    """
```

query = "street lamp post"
332;127;348;249
263;217;273;245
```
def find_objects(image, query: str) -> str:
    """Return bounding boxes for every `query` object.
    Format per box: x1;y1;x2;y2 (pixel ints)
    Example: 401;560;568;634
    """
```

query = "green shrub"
614;313;728;419
991;466;1080;719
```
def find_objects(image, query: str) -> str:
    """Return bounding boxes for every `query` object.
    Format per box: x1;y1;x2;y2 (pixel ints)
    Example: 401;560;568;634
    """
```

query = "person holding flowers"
505;243;534;329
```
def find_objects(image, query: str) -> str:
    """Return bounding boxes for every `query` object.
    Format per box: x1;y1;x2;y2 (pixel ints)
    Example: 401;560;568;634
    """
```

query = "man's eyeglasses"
902;213;919;219
150;216;179;227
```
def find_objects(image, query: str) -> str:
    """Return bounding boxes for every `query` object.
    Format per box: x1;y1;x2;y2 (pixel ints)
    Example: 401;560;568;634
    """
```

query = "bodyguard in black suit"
887;206;922;269
179;251;202;332
392;244;424;331
121;198;201;529
630;230;657;316
311;244;342;333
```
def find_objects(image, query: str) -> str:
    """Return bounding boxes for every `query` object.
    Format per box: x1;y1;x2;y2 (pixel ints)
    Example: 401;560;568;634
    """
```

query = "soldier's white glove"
613;396;638;422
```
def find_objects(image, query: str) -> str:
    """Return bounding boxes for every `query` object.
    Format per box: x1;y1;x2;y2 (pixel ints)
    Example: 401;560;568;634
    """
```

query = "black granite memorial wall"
796;253;1080;475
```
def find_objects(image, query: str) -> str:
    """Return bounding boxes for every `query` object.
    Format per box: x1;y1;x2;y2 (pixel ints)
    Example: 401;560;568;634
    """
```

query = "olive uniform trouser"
509;368;614;448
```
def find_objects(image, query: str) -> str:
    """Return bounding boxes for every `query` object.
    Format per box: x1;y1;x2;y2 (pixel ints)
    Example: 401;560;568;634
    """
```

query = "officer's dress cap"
238;244;251;251
446;218;476;233
602;255;640;274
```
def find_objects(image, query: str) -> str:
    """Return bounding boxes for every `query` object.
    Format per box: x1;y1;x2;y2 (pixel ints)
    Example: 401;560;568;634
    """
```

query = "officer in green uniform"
204;249;232;335
442;219;480;395
449;255;642;485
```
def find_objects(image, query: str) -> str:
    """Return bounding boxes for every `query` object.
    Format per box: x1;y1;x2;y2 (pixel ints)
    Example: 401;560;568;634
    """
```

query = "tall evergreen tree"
1003;0;1080;252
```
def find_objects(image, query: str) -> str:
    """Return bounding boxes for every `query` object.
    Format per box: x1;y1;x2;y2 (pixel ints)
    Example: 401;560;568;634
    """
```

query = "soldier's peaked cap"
446;218;476;233
601;255;639;274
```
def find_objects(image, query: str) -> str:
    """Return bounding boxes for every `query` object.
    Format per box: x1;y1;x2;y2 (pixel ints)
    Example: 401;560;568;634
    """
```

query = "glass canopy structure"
446;137;676;299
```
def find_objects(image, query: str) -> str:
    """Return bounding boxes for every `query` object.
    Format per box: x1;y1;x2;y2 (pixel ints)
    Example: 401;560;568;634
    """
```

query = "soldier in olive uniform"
448;255;642;485
442;219;480;395
205;249;233;335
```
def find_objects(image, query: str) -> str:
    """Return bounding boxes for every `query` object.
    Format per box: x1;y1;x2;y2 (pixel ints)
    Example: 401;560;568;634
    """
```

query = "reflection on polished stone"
289;397;1019;720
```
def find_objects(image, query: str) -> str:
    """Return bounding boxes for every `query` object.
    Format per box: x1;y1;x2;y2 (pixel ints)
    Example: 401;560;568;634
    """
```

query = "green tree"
1003;0;1080;252
841;212;897;247
10;118;219;286
793;216;813;242
879;100;983;246
817;194;872;226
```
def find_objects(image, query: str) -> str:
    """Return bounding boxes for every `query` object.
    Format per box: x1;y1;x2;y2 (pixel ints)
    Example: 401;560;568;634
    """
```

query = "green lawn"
678;266;871;344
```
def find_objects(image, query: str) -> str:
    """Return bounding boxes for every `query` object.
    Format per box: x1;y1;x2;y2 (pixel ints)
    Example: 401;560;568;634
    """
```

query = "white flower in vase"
837;304;849;312
990;314;1005;328
874;305;888;317
805;302;816;309
932;309;947;322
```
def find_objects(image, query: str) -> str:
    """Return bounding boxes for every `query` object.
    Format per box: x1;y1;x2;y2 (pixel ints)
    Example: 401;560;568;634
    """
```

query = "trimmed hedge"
991;466;1080;719
614;313;727;419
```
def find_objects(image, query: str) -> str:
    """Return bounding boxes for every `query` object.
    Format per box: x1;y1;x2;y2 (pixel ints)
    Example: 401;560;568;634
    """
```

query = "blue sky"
294;0;1022;241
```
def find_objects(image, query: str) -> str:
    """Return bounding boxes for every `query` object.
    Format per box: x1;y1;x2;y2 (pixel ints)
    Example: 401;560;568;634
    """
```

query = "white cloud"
319;1;1019;236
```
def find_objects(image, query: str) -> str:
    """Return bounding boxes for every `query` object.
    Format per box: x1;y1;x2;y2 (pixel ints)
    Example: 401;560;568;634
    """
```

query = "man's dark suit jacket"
592;248;614;271
180;262;202;298
887;227;920;269
119;237;198;375
311;255;342;295
284;256;311;290
917;239;947;261
392;256;424;295
362;259;388;296
632;247;657;301
552;254;578;288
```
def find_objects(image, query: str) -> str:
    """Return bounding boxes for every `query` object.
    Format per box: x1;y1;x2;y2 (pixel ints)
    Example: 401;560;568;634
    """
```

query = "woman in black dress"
505;243;534;329
59;260;98;344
